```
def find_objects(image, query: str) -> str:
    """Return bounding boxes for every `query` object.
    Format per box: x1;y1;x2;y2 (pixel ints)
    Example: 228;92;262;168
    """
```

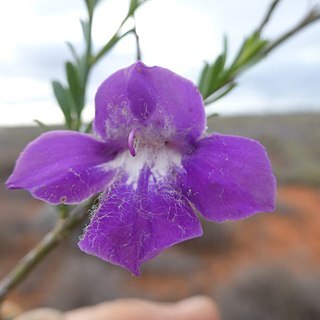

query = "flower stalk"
0;202;91;307
256;0;281;34
263;6;320;55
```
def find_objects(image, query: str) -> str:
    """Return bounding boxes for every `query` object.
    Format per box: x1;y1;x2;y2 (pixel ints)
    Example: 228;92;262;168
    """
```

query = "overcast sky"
0;0;320;126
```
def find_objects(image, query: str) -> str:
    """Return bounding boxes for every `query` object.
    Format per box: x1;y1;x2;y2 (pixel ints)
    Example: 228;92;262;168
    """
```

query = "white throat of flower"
104;142;182;189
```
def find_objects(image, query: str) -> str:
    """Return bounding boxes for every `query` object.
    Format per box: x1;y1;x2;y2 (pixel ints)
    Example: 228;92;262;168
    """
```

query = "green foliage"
231;32;268;71
52;0;147;131
198;37;227;98
197;0;320;107
128;0;149;17
52;81;74;128
66;42;79;63
65;62;84;117
80;19;91;44
49;0;320;129
85;0;101;17
198;32;269;105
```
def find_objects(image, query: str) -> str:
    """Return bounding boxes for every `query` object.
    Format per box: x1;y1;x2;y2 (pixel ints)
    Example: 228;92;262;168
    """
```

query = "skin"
65;296;220;320
14;296;220;320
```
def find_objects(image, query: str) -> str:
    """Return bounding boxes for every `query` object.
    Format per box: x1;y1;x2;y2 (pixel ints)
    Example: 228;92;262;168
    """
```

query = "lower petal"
6;131;118;204
181;133;276;222
78;166;203;275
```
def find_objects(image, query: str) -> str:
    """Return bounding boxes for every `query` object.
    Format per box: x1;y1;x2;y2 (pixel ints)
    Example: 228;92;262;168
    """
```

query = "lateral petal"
6;131;117;204
181;133;276;222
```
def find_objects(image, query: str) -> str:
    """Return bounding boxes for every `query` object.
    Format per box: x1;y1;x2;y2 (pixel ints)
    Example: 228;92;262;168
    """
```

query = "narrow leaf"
93;29;134;65
85;0;95;16
66;42;79;63
33;119;52;130
198;63;210;95
80;19;90;43
65;62;83;116
128;0;149;16
52;81;73;128
204;82;237;105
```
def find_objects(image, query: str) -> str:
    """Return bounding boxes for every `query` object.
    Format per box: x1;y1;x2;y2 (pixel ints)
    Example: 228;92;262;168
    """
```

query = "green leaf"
199;55;226;99
209;54;227;88
204;82;237;105
207;112;219;120
85;0;102;16
231;32;268;71
66;42;79;63
128;0;149;16
83;121;93;133
85;0;95;16
33;119;52;130
52;81;73;128
198;62;210;96
230;34;257;69
210;37;228;85
242;39;269;66
77;55;88;84
92;28;134;65
80;19;90;43
220;36;228;69
128;0;138;15
65;62;83;116
198;37;229;100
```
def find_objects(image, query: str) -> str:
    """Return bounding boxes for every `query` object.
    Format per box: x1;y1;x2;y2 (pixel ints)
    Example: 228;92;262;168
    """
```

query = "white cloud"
0;0;320;126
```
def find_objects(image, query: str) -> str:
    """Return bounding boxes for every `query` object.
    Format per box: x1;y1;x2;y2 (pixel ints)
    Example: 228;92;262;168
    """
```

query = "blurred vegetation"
198;0;320;107
0;113;320;185
208;113;320;186
3;113;319;185
1;113;320;314
217;267;320;320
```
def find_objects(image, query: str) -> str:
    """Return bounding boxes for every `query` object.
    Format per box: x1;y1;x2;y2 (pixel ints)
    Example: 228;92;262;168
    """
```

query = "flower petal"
6;131;118;204
94;61;206;149
78;166;203;275
181;133;276;222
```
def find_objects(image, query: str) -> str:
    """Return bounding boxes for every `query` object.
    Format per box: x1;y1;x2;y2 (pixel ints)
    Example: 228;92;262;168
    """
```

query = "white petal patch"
103;146;182;188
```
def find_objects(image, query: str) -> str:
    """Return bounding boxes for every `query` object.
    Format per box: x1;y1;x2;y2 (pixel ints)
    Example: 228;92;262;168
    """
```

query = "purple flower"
6;62;276;275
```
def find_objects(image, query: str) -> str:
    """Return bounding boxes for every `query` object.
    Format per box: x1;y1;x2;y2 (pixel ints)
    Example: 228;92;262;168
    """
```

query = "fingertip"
174;296;220;320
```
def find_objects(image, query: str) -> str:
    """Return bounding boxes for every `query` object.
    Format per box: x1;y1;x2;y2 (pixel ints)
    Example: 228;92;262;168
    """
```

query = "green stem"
0;201;91;307
58;205;70;220
91;28;134;65
76;7;94;130
133;17;142;61
263;7;320;55
256;0;282;34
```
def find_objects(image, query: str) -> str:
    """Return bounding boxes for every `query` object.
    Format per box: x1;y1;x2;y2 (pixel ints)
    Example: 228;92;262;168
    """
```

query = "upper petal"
78;166;203;275
6;131;118;204
181;133;276;222
94;61;206;149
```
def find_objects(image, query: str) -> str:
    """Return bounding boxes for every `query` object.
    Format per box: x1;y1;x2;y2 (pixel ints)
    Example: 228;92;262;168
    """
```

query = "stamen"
128;128;139;157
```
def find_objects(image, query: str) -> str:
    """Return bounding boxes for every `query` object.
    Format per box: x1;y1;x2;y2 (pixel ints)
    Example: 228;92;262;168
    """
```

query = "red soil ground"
1;185;320;312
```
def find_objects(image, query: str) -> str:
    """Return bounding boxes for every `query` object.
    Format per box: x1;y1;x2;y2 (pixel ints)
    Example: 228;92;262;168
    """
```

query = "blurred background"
1;0;320;319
